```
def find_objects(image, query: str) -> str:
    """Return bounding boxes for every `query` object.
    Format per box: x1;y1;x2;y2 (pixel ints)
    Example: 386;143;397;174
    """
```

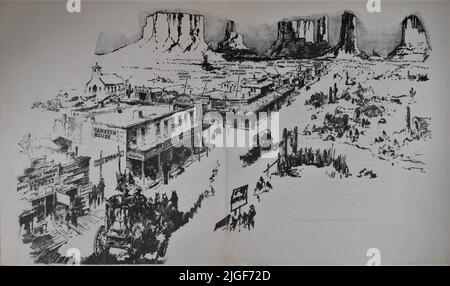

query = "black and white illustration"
1;1;449;265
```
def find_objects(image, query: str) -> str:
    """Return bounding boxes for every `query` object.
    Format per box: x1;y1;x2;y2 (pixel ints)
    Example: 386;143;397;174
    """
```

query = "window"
189;111;194;125
130;128;137;145
156;123;160;137
164;120;169;135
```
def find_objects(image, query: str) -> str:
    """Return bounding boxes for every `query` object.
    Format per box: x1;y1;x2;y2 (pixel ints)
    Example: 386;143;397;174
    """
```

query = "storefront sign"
27;187;55;202
127;149;145;161
56;192;71;206
78;183;92;195
94;150;124;167
127;139;173;161
212;100;228;110
92;126;118;140
28;166;59;189
17;182;30;192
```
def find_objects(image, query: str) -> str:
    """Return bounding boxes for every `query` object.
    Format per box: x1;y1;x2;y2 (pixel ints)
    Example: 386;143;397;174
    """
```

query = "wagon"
93;190;168;262
93;194;141;255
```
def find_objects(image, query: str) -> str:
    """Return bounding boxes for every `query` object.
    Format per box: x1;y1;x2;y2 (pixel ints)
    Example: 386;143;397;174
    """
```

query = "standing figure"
248;205;256;229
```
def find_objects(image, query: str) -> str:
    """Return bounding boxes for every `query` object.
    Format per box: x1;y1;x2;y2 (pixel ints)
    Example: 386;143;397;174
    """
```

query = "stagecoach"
93;172;168;262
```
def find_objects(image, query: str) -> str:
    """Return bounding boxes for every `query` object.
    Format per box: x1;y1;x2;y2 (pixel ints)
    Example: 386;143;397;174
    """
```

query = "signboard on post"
231;184;248;212
94;150;124;167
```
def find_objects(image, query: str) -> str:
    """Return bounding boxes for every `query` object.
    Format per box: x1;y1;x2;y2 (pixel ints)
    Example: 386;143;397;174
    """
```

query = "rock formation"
316;16;329;43
217;21;249;51
141;12;208;53
96;12;217;65
267;16;330;58
216;20;266;61
292;20;315;43
331;11;362;58
388;15;430;62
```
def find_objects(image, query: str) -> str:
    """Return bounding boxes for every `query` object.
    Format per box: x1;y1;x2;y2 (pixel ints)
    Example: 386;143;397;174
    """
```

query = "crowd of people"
88;177;105;209
253;176;273;202
204;161;220;197
230;205;256;231
214;204;257;232
215;174;274;232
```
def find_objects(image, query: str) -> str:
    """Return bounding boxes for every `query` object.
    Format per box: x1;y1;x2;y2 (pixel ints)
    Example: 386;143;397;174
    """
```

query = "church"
85;63;126;101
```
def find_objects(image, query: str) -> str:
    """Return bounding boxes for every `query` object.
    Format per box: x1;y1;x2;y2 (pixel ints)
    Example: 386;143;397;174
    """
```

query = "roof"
93;104;178;129
209;89;247;101
240;78;273;89
99;74;124;85
52;137;72;151
35;137;61;151
239;85;294;113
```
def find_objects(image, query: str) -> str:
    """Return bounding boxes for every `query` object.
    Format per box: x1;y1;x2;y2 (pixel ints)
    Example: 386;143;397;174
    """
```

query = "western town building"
209;76;275;113
53;102;202;189
17;147;91;236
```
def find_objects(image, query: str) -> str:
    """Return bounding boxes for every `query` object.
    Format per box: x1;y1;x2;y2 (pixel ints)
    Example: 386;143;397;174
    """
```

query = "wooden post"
53;191;56;221
141;160;144;186
235;75;240;99
99;150;103;179
183;77;188;94
117;146;121;174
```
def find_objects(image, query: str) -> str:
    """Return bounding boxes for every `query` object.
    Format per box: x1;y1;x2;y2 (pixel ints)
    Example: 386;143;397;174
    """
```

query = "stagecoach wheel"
94;225;108;256
128;223;144;258
156;239;169;263
131;224;143;242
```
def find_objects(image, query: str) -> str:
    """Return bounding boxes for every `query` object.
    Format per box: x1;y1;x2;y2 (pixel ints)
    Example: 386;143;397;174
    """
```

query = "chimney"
133;110;144;119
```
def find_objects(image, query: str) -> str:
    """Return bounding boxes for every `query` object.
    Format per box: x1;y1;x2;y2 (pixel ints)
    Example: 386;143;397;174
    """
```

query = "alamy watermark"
366;248;381;266
66;0;81;13
367;0;382;13
167;103;280;159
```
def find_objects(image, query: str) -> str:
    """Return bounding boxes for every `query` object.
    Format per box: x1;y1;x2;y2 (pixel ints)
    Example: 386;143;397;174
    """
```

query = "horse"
254;181;265;196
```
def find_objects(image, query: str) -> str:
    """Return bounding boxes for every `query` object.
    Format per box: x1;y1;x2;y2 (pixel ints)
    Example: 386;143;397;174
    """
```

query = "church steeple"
92;62;102;77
